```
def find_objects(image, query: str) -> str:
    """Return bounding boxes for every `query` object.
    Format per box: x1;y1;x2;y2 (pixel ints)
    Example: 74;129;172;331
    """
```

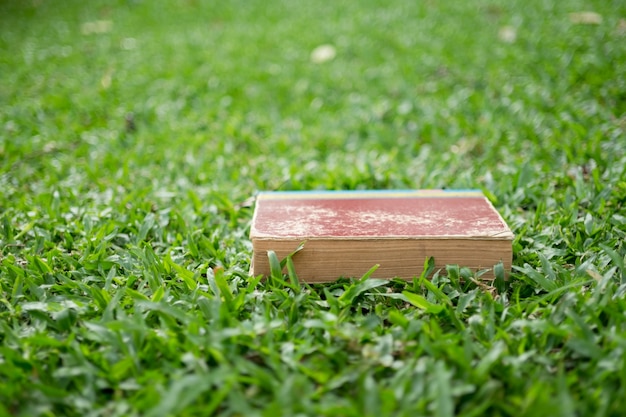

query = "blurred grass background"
1;0;626;415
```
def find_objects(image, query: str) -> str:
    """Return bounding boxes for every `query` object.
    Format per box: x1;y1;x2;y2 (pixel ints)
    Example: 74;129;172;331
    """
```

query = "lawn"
1;0;625;415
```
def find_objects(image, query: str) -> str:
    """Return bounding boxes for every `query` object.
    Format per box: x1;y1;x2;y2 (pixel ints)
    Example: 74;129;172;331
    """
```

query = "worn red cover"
251;190;512;239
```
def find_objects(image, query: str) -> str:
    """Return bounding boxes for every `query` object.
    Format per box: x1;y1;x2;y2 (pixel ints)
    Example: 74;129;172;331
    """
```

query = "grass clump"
1;0;626;415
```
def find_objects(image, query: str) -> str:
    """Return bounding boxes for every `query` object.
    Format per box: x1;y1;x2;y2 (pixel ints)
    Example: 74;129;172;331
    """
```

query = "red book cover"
250;190;514;282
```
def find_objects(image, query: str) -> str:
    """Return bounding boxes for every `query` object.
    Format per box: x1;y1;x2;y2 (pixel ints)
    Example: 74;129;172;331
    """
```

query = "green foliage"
1;0;626;415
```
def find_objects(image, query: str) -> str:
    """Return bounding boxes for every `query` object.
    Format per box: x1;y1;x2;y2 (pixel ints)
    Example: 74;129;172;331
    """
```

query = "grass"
1;0;626;415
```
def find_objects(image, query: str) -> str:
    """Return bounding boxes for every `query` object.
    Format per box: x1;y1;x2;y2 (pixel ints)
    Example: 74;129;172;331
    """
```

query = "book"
249;190;514;282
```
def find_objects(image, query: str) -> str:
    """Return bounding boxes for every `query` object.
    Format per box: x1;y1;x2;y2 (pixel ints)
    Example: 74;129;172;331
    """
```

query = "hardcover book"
250;190;514;282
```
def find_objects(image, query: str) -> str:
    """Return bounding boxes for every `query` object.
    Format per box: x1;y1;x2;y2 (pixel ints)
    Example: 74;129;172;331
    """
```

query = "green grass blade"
338;266;386;307
401;291;444;314
493;262;506;294
267;250;283;282
599;243;624;284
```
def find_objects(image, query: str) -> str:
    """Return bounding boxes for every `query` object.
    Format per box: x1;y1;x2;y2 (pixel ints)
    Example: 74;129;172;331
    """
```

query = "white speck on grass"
310;97;323;110
397;101;413;115
498;26;517;43
121;37;137;50
310;44;336;64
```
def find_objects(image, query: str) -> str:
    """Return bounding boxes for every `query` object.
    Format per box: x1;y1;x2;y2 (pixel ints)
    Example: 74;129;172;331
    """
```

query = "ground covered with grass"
1;0;626;415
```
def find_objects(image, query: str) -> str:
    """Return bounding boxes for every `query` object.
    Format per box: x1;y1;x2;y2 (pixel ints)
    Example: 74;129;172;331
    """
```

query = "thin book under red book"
250;189;514;282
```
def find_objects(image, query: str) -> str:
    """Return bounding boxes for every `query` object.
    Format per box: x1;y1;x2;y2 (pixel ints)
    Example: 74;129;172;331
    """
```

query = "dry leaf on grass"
81;20;113;35
100;68;113;89
616;19;626;35
569;11;602;25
